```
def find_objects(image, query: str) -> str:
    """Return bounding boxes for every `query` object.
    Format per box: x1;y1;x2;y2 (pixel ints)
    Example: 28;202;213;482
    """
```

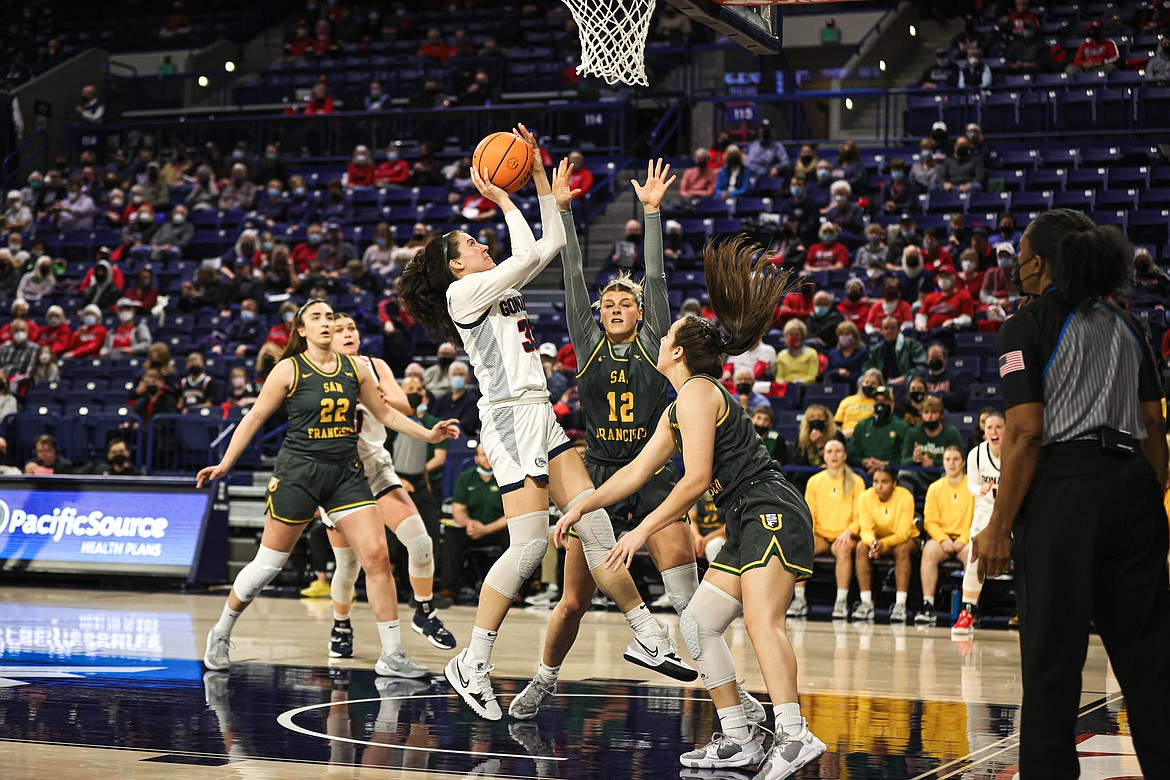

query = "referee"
972;209;1170;778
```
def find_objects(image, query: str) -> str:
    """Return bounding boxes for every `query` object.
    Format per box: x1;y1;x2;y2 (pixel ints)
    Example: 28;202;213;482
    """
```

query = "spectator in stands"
142;342;176;383
1009;0;1040;34
608;219;644;271
826;320;868;385
77;435;142;476
33;171;66;219
952;17;989;60
291;223;324;272
429;360;480;438
939;136;985;193
1148;33;1170;81
317;224;356;269
822;180;865;246
680;148;717;198
878;160;914;215
217;299;265;358
908;142;941;197
147;204;192;262
418;27;456;65
141;162;169;209
303;81;335;114
178;352;220;409
284;176;315;224
30;343;57;385
121;203;158;259
968;225;994;269
375;143;410;186
836;279;869;329
866;315;925;384
714;144;752;199
897;245;934;304
16;255;54;303
752;405;787;463
52;179;96;231
732;368;770;413
958;48;992;88
410;142;445;187
792;144;821;180
778;176;819;244
160;147;192;186
255;301;296;378
1128;248;1170;308
218;163;256;211
0;298;36;344
725;333;776;380
62;304;107;359
75;84;105;126
0;249;16;301
835;368;883;438
790;438;861;617
253;143;285;186
253;180;287;224
4;190;30;233
1139;0;1170;31
264;245;299;295
364;80;388;112
855;224;888;270
915;444;973;622
0;368;15;419
848;384;908;474
459;188;498;222
899;394;964;496
185;165;219;211
980;241;1018;310
102;298;151;357
1067;20;1120;74
744;119;790;178
806;289;846;348
461;69;495;106
1006;19;1049;74
123;268;159;315
225;366;258;408
662;220;696;268
440;443;506;602
919;46;960;88
862;257;887;299
37;305;71;356
132;367;179;422
406;222;431;250
81;257;123;311
806;159;835;207
805;223;849;271
423;341;459;397
0;317;36;378
853;465;918;621
362;222;398;278
894;374;929;426
834;142;867;194
220;228;258;270
768;216;809;272
956;248;986;302
923;342;970;412
345;145;375;188
916;264;975;341
791;404;842;467
24;433;72;474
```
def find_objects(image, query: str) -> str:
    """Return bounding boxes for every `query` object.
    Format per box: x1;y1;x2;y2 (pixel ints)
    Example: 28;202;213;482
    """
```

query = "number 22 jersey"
282;352;362;462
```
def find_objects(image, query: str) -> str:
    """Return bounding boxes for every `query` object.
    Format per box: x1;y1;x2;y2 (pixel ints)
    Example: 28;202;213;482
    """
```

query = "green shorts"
569;459;683;540
710;476;814;581
266;449;376;525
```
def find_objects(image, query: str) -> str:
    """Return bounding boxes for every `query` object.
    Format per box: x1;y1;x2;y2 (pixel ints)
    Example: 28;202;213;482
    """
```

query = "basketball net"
560;0;657;87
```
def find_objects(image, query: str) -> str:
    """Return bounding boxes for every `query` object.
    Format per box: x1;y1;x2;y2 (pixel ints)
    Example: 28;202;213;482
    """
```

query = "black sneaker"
412;611;457;650
914;603;937;626
329;622;354;658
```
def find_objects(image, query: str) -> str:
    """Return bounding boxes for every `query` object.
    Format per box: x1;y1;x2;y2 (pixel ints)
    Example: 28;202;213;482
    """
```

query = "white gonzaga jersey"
354;355;388;461
966;442;1001;526
445;196;565;410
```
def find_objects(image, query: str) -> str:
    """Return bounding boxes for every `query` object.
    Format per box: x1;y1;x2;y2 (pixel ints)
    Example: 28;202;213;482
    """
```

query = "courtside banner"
0;476;212;577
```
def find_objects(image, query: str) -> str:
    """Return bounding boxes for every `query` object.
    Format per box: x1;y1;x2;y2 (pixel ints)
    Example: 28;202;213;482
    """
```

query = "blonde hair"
821;438;862;497
596;271;644;309
797;404;840;465
921;395;945;414
783;318;807;338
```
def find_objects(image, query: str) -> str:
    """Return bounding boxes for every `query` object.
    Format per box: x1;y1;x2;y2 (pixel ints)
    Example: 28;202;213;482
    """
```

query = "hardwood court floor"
0;585;1143;779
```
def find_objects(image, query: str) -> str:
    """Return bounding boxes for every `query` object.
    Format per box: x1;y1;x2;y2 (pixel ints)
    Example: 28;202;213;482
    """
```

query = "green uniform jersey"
668;374;781;509
576;335;668;466
282;352;363;462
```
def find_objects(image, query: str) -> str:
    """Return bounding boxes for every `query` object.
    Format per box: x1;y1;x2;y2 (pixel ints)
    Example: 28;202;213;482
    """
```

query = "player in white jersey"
316;313;456;659
398;126;695;721
954;410;1005;636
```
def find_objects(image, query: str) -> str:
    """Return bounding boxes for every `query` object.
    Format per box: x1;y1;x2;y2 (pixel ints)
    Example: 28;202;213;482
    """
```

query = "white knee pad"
396;514;434;580
232;544;290;603
330;546;360;605
574;505;618;571
704;536;726;562
962;545;983;600
483;511;549;599
679;581;743;690
661;562;700;615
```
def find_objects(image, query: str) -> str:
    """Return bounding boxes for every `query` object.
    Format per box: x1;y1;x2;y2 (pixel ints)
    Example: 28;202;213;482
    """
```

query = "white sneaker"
445;649;502;721
851;601;875;621
624;627;699;682
591;592;615;609
524;586;560;608
831;600;849;620
508;674;557;720
375;647;430;679
785;597;808;618
889;602;908;624
753;721;826;779
204;629;234;671
738;682;767;725
681;724;767;768
650;591;675;610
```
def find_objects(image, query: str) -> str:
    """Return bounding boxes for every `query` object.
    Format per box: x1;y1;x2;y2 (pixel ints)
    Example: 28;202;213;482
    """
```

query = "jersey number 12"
607;391;634;423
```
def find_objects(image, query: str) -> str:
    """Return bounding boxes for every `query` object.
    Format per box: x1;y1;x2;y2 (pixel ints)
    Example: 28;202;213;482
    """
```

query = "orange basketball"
472;132;533;194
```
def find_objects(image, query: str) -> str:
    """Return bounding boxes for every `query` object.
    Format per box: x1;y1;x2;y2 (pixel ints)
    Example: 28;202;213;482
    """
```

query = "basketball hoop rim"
709;0;870;5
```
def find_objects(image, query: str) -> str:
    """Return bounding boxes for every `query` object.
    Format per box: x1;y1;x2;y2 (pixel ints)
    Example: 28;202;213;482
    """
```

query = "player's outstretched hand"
552;158;581;211
603;527;647;571
430;419;461;443
631;158;676;213
553;506;583;549
514;122;545;179
196;463;228;488
471;165;510;205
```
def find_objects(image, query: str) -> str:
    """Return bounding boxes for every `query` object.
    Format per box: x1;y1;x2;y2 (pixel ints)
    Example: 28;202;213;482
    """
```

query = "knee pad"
575;508;617;571
396;514;434;580
661;562;700;615
961;546;983;598
232;544;290;603
330;546;360;605
679;581;743;690
704;536;726;562
483;511;549;599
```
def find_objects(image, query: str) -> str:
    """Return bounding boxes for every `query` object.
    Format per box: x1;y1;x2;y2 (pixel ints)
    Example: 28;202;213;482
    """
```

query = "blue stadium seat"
1;412;61;466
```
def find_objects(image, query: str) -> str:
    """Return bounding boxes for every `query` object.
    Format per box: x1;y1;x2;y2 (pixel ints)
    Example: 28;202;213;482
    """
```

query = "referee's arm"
1139;400;1168;491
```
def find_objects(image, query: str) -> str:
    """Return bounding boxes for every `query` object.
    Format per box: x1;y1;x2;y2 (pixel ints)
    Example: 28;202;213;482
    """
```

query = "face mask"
387;152;399;161
816;169;830;181
937;58;948;66
188;365;203;377
790;186;803;197
810;305;829;318
376;237;388;248
861;384;877;399
904;255;921;269
12;331;26;344
110;453;129;467
967;58;980;67
867;236;882;246
938;277;954;292
137;212;151;222
928;357;945;372
846;290;862;302
754;425;772;437
820;234;835;245
957;147;972;158
131;195;144;205
800;155;813;165
838;335;855;348
47;315;62;327
438;356;454;369
240;310;255;321
924;419;942;433
293;187;306;197
909;390;926;404
172;213;186;224
891;170;905;181
283;311;294;323
267;189;281;199
864;268;882;281
786;336;803;350
266;153;278;161
1022;30;1034;39
118;311;134;322
111;199;124;208
406;392;423;409
735;382;753;396
232;150;245;160
83;315;98;326
961;259;978;273
923;240;938;252
808;419;827;432
883;288;900;302
240;243;255;255
355;157;368;165
834;195;849;204
261;241;273;252
308;234;322;245
233;176;245;186
329;234;340;244
38;352;51;364
998;256;1014;269
232;376;246;388
449;375;466;392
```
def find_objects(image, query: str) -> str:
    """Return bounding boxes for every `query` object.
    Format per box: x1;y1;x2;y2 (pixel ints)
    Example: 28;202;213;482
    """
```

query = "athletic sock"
376;620;401;656
860;590;873;605
536;661;561;684
963;602;976;613
623;602;662;643
214;604;240;637
415;595;434;617
792;585;807;601
716;704;750;742
895;591;907;607
467;626;498;664
332;610;350;623
774;702;804;736
835;588;849;604
922;596;934;607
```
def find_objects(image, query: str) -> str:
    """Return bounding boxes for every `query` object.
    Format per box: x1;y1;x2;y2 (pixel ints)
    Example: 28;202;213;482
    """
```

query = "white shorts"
319;503;368;528
970;510;991;541
479;401;573;494
362;447;404;499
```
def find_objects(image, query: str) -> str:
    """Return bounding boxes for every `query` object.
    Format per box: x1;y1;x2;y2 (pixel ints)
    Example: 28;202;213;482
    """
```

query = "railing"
2;129;48;191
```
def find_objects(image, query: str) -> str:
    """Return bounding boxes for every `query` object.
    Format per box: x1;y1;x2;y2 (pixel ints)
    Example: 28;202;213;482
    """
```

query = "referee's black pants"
1014;442;1170;778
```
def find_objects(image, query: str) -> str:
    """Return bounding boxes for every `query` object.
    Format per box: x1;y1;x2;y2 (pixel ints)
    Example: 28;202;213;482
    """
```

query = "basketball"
471;131;533;193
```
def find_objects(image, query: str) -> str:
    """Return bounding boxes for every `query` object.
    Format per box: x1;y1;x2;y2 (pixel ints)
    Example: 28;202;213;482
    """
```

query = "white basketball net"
561;0;658;87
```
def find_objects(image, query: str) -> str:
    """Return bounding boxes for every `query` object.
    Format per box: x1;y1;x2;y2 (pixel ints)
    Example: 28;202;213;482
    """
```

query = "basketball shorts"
479;401;573;494
570;459;685;539
710;476;815;581
266;449;376;525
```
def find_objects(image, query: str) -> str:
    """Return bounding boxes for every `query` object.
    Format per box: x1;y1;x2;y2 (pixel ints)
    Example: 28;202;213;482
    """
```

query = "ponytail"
278;298;331;363
702;234;800;355
397;233;461;341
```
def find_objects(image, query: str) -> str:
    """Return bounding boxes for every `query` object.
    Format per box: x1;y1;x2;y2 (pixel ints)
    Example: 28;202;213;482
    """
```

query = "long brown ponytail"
279;298;332;363
397;233;463;341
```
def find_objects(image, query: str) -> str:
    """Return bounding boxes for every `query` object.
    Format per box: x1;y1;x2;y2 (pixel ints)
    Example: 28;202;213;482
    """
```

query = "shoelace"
211;635;235;656
473;662;497;702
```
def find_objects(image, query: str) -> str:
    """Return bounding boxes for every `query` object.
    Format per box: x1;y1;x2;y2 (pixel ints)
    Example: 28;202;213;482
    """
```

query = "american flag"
999;350;1025;377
